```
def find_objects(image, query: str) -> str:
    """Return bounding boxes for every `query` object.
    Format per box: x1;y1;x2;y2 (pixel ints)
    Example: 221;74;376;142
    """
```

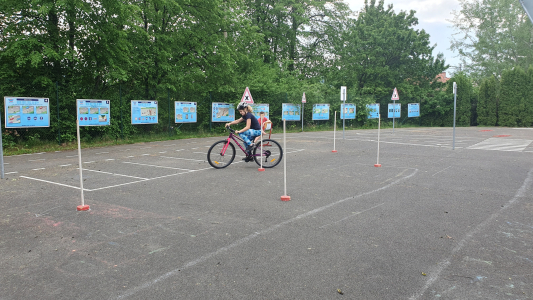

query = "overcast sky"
344;0;462;76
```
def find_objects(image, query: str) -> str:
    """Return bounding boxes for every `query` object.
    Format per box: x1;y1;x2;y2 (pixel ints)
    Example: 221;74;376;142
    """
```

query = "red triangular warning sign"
391;88;399;100
241;87;254;104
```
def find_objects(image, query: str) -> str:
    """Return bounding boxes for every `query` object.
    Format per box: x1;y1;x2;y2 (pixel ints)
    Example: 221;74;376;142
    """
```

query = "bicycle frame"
221;131;268;157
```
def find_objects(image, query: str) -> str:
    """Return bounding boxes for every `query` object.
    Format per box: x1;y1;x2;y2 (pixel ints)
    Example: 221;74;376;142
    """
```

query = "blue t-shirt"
243;112;261;130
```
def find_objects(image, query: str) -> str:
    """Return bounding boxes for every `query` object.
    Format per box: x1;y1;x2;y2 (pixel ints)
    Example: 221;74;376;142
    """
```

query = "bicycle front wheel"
253;139;283;168
207;140;235;169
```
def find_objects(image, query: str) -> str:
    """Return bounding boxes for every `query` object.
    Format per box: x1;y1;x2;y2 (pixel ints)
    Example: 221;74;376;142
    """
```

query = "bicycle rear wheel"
253;139;283;168
207;140;235;169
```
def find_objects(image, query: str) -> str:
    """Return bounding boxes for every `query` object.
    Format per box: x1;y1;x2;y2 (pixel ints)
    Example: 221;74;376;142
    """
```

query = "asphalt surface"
1;126;533;299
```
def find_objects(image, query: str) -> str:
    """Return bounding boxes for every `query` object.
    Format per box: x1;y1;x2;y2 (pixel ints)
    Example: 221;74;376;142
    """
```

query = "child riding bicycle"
225;102;261;158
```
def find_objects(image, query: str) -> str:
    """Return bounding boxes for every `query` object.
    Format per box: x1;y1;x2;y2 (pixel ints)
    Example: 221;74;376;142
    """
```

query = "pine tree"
477;76;498;126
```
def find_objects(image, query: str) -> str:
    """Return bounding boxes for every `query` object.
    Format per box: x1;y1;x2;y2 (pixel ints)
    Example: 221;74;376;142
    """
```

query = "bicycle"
207;127;283;169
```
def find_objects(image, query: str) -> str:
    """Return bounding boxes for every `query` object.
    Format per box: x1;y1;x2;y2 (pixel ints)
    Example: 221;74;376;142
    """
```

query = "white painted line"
158;151;167;154
116;168;419;299
55;151;61;153
432;166;452;177
409;167;533;300
84;161;96;164
32;168;46;171
80;168;148;180
3;163;9;165
127;156;135;158
160;156;205;162
123;161;192;171
96;152;109;154
35;152;45;155
20;176;89;191
5;172;18;175
142;154;150;156
29;159;45;161
319;203;386;228
60;164;72;167
89;171;192;191
193;152;207;155
106;159;115;161
191;147;198;150
175;149;185;152
66;155;78;158
164;144;176;147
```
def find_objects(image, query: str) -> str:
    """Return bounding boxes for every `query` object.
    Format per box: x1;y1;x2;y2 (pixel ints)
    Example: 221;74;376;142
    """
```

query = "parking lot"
1;127;533;299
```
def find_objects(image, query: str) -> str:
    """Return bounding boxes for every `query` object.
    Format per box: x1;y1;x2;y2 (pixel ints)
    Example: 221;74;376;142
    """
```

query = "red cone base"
374;164;382;167
281;195;291;201
331;150;337;153
77;205;90;211
258;168;265;172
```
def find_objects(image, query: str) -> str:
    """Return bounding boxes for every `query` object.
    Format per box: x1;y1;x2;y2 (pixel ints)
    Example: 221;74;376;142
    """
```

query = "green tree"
499;66;529;126
477;76;499;126
446;73;473;126
450;0;533;80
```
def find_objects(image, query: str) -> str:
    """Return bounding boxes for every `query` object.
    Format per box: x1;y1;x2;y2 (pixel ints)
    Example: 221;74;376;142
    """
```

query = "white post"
301;102;304;132
281;120;290;201
258;122;264;171
76;120;89;210
453;82;457;150
375;113;382;167
0;125;4;179
332;111;337;153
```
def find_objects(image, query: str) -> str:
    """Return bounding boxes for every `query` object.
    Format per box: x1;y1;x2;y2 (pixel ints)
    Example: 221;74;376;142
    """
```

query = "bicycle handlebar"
226;126;236;134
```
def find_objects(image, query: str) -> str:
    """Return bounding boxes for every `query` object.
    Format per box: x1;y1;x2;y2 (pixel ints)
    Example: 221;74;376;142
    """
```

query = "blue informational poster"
366;103;380;119
4;97;50;128
408;103;420;117
131;100;158;124
388;103;401;118
340;103;356;120
212;102;235;122
175;102;197;123
312;104;330;120
77;99;111;126
250;103;269;119
282;103;301;121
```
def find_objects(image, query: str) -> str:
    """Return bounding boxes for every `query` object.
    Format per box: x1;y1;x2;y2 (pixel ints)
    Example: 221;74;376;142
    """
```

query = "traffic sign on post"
391;87;399;100
341;86;347;101
241;87;254;104
302;92;306;103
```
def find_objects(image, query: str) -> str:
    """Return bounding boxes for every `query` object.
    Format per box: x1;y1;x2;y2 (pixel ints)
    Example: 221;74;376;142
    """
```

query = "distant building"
436;72;450;83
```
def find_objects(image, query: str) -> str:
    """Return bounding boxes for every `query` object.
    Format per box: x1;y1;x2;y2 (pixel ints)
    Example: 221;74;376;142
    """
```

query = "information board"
131;100;158;124
77;99;111;126
408;103;420;117
282;103;301;121
388;103;401;118
312;104;330;120
175;102;197;123
366;103;380;119
4;97;50;128
250;103;269;119
340;103;356;120
211;102;235;122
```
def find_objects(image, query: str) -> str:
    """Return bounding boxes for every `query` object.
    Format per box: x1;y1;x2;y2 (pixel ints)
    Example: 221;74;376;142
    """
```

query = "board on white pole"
332;111;337;153
302;93;306;132
76;119;90;211
0;119;4;179
281;120;290;201
375;113;382;167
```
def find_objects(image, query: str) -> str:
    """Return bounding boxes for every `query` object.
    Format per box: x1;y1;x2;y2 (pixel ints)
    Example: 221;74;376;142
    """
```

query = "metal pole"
76;119;85;206
209;92;212;132
120;84;124;139
453;82;457;150
283;120;288;197
168;89;171;136
342;103;345;139
376;113;381;166
301;103;304;132
392;100;395;133
56;81;61;144
1;122;4;179
332;111;337;152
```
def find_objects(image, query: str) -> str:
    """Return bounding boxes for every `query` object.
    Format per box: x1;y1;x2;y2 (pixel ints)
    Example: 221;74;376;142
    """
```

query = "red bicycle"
207;127;283;169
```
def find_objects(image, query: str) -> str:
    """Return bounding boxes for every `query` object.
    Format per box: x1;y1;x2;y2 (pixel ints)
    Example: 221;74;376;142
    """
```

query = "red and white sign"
302;92;306;103
241;87;254;104
391;87;399;100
